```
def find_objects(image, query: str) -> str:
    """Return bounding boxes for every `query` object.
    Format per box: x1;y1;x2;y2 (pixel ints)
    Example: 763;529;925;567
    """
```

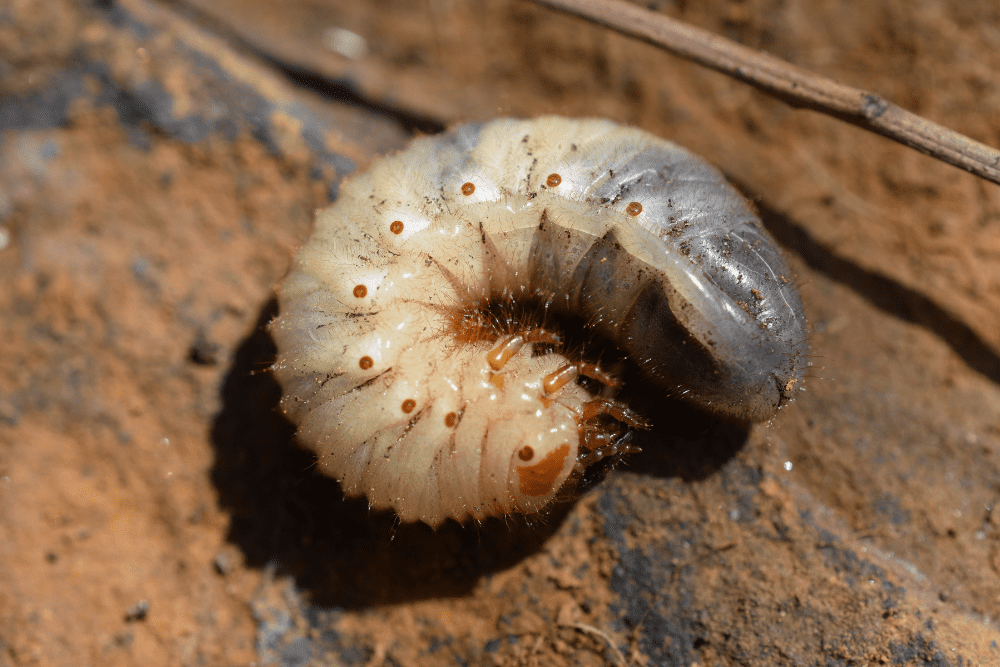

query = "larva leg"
580;397;647;429
571;397;648;471
486;328;563;371
575;363;620;388
575;430;641;470
543;362;621;396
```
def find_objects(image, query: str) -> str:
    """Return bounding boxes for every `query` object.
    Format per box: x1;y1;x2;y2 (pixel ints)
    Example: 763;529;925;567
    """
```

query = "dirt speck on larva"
3;0;1000;665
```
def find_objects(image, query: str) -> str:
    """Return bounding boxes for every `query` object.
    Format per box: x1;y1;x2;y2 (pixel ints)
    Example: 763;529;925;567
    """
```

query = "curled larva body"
271;116;808;526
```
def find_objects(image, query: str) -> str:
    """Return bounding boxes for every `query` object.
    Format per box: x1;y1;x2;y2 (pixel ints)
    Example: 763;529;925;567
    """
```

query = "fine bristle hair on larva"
270;116;809;527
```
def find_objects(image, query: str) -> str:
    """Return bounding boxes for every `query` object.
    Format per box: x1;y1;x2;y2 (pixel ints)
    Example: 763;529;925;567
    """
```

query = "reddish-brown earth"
2;0;1000;665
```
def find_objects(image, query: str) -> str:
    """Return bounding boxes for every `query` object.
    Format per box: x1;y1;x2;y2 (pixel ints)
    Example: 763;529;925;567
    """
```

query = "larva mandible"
270;116;808;527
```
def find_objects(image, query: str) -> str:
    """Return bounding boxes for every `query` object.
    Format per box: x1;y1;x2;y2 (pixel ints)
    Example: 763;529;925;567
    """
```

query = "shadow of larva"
209;297;748;607
270;116;808;527
208;300;566;606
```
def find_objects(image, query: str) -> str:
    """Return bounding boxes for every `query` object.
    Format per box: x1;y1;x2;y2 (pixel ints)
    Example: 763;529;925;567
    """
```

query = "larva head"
483;416;577;515
458;345;592;518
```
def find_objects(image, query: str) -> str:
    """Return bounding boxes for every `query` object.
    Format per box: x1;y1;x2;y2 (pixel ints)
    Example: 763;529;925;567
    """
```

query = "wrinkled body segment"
270;116;809;526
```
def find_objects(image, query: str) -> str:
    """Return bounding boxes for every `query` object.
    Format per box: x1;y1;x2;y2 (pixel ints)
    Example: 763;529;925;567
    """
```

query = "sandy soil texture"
2;0;1000;665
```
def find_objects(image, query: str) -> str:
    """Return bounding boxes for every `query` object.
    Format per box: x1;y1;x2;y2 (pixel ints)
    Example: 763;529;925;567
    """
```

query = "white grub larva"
270;116;808;526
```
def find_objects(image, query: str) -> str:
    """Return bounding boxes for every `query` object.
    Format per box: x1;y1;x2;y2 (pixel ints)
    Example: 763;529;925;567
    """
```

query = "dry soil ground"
2;0;1000;665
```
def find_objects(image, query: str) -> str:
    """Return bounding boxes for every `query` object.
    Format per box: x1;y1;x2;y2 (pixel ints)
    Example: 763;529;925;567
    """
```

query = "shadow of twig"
756;199;1000;385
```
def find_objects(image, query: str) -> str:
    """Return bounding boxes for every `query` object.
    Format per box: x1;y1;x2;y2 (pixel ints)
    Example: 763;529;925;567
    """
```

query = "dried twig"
564;622;629;667
532;0;1000;186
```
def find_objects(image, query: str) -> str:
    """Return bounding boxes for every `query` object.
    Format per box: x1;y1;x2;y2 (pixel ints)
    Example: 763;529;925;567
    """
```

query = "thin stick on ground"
531;0;1000;187
565;622;629;667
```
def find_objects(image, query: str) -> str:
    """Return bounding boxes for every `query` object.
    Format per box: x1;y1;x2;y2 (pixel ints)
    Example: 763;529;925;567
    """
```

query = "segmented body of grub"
271;116;808;526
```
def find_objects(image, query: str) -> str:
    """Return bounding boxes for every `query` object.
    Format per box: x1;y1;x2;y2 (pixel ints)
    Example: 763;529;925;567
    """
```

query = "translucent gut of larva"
270;116;809;526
